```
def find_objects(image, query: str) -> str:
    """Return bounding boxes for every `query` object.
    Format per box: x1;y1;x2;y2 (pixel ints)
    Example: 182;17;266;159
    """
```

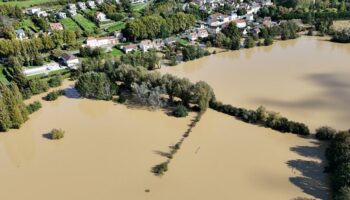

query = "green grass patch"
177;38;189;46
132;2;148;12
106;22;125;33
60;17;82;32
0;66;9;84
20;18;39;32
72;14;97;34
0;0;54;7
110;48;124;57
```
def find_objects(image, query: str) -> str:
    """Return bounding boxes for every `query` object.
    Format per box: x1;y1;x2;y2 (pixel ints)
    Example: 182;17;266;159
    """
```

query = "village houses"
15;29;26;40
85;36;118;49
95;12;108;22
87;1;96;9
139;40;153;52
61;53;80;69
77;2;87;10
123;44;138;54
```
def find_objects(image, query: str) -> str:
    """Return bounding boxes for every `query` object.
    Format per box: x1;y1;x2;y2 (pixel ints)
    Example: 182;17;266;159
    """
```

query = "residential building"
130;0;147;4
207;13;230;27
96;0;104;5
197;28;209;38
77;2;87;10
187;32;198;41
207;26;221;34
164;37;176;46
57;12;67;19
263;17;272;27
139;39;153;52
114;31;123;40
68;9;77;16
15;29;26;40
85;36;118;48
123;44;138;54
87;1;96;8
68;3;77;10
95;12;108;22
36;10;48;17
26;7;41;15
49;23;64;31
235;19;247;28
61;53;80;69
23;62;61;77
245;14;254;21
152;39;165;50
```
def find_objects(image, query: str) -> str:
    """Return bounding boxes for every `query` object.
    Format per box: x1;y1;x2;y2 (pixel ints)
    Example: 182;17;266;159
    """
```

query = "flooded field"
160;36;350;131
0;36;344;200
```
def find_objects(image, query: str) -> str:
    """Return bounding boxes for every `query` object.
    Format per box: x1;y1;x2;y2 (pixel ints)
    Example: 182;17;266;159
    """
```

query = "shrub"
152;162;168;175
316;126;337;140
26;101;42;114
50;128;65;140
173;105;188;117
48;75;62;87
117;94;127;103
75;72;115;100
43;90;65;101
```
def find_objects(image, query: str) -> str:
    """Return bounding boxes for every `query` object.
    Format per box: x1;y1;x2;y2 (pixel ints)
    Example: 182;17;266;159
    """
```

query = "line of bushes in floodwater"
209;101;310;136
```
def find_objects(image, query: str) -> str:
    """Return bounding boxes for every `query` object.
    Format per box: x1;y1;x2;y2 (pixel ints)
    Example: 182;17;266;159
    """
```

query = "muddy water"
160;36;350;131
0;36;338;200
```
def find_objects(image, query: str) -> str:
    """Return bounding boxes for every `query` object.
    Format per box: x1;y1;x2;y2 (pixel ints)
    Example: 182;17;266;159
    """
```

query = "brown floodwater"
0;37;339;200
160;36;350;131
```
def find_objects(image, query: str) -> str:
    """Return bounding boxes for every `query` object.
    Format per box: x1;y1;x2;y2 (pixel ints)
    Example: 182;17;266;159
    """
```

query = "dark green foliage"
182;45;210;61
316;126;337;140
79;46;105;57
280;20;299;40
117;94;127;103
121;51;160;70
0;82;29;131
26;101;42;114
244;36;256;48
209;101;310;135
264;36;274;46
48;75;62;88
43;90;65;101
75;72;115;100
152;162;168;175
28;78;49;95
326;131;350;199
172;105;188;118
332;29;350;43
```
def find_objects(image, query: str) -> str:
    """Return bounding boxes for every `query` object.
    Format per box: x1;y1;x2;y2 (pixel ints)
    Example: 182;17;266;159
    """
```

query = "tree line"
210;102;310;135
124;12;196;41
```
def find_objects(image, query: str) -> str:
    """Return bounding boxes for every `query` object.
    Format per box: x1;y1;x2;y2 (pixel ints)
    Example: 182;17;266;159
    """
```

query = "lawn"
110;48;124;57
0;66;9;84
60;17;82;32
132;2;149;12
20;19;39;32
106;22;125;33
177;38;189;46
0;0;54;7
72;14;97;34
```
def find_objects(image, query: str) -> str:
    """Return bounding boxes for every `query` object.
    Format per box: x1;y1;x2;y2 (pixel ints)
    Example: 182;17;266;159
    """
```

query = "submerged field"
160;36;350;131
0;36;345;200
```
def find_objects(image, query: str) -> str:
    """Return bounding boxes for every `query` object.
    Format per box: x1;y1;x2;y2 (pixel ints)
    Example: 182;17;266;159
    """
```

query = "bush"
48;75;62;87
117;94;127;103
332;29;350;43
50;128;65;140
152;162;168;175
75;72;115;100
26;101;42;114
264;37;274;46
43;90;65;101
316;126;337;140
172;105;188;117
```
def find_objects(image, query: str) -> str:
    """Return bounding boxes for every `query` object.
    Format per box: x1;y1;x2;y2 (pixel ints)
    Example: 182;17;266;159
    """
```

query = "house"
123;44;138;54
36;10;48;17
263;17;272;27
207;26;221;34
85;36;118;48
130;0;146;4
57;12;67;19
61;53;80;69
197;28;209;38
114;31;123;40
26;7;41;15
68;4;77;10
95;12;108;22
15;29;26;40
152;39;164;50
235;19;247;28
77;2;87;10
187;32;198;41
164;37;176;45
68;9;77;16
245;14;254;21
87;1;96;8
49;23;64;31
96;0;104;5
139;39;153;52
207;13;230;27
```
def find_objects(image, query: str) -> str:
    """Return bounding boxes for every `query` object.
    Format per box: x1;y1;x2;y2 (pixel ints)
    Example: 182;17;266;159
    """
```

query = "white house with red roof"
139;40;153;52
85;36;118;48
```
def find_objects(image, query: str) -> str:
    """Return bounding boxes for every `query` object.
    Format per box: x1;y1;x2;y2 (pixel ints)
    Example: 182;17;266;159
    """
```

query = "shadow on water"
288;141;331;200
64;87;81;99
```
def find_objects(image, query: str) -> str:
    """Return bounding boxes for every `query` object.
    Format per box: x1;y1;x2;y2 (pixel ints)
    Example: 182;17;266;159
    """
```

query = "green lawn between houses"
72;14;97;34
106;22;125;33
60;17;82;32
0;66;9;84
0;0;54;7
20;18;39;32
